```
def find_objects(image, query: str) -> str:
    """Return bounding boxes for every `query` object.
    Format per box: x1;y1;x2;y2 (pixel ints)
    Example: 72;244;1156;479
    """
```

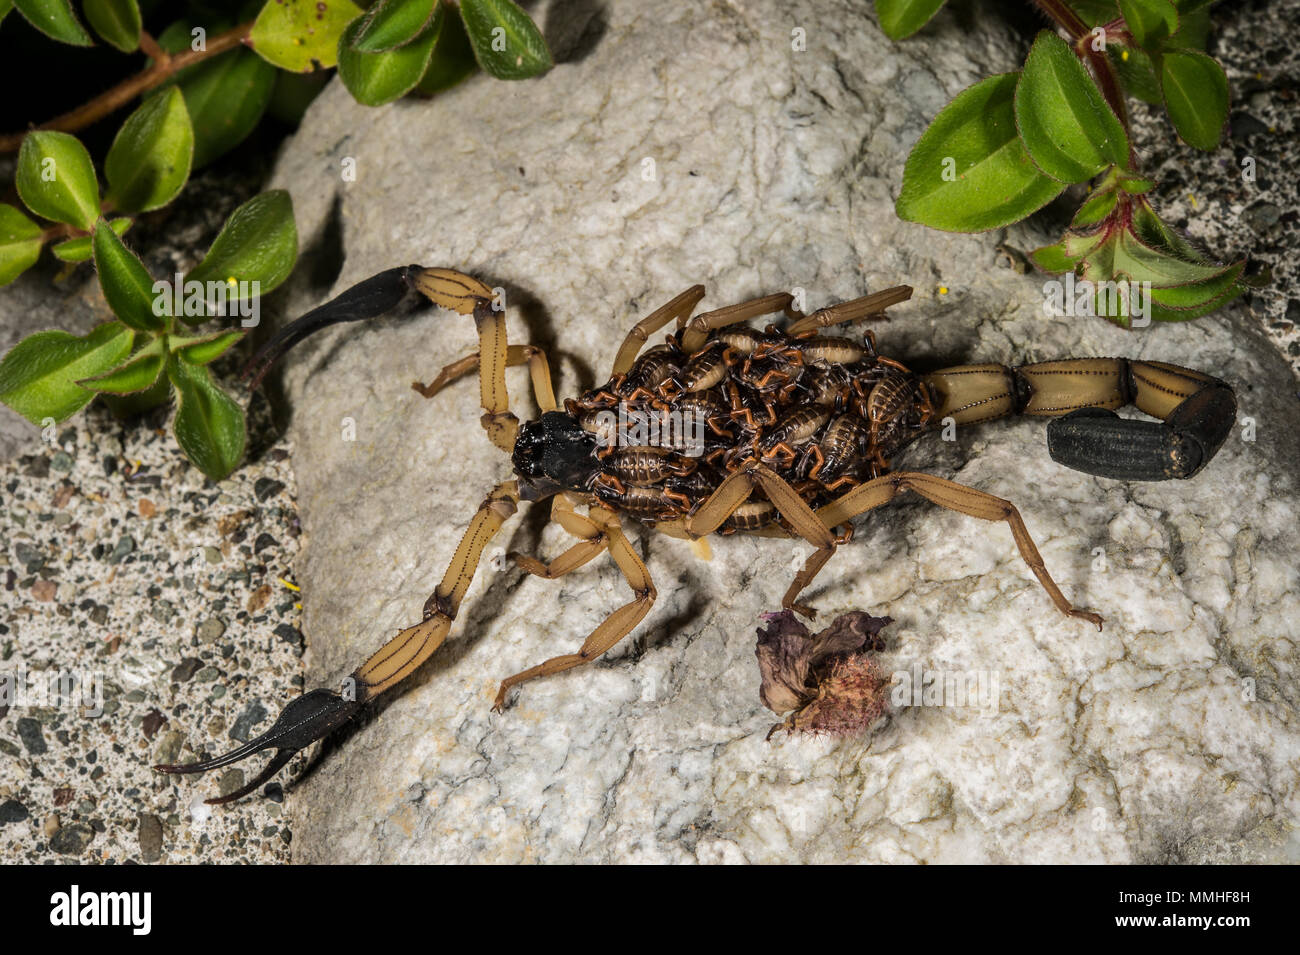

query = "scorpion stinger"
1046;382;1237;481
155;688;361;805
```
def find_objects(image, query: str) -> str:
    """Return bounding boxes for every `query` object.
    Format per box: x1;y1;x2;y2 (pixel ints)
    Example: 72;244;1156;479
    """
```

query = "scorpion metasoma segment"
156;266;1236;803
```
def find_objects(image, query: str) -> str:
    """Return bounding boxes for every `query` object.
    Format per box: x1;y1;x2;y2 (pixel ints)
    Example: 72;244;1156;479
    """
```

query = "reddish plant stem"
0;22;254;154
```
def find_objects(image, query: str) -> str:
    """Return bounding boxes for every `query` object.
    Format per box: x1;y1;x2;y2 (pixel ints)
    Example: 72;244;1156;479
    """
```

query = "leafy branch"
880;0;1251;327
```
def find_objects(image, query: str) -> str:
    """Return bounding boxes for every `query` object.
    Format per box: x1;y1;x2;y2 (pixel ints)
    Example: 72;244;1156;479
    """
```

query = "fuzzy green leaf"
185;190;297;321
460;0;552;80
249;0;364;72
0;203;42;286
1110;45;1163;105
0;322;133;424
1118;0;1178;48
170;330;245;365
13;0;91;45
83;0;140;51
1015;31;1129;183
168;358;246;480
93;220;167;332
77;338;164;394
896;72;1065;232
1029;239;1082;275
339;5;441;106
875;0;946;40
354;0;437;52
163;48;276;169
16;131;100;231
1161;49;1228;151
105;87;194;213
416;6;477;94
51;217;132;263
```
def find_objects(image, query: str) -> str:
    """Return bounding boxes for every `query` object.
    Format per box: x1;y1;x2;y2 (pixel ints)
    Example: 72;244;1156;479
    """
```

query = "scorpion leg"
611;285;707;375
509;494;607;579
784;285;913;336
413;344;558;413
749;465;839;617
157;481;521;803
816;472;1103;628
493;507;656;710
680;291;803;353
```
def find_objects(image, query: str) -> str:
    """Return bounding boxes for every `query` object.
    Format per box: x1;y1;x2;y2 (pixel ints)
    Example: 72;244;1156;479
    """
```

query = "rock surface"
264;0;1300;862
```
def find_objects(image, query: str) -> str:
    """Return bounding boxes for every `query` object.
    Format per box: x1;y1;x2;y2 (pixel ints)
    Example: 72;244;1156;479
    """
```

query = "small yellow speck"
279;577;301;592
294;602;302;611
226;276;237;285
938;285;949;295
1121;50;1129;61
1187;193;1198;210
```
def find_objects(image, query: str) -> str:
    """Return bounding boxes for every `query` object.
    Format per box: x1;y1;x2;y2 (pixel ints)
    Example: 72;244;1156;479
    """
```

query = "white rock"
264;0;1300;862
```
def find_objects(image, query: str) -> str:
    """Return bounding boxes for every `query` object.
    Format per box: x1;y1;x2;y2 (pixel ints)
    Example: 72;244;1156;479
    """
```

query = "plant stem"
0;22;255;154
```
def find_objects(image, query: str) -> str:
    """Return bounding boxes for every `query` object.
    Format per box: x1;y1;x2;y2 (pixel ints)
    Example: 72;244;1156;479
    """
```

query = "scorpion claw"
1046;386;1235;482
155;688;361;804
241;265;424;389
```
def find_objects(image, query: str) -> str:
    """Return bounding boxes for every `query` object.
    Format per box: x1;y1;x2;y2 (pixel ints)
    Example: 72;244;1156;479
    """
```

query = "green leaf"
249;0;364;72
105;87;194;213
1015;31;1130;183
875;0;946;40
1160;50;1228;151
0;322;133;424
1168;4;1210;50
1130;197;1201;261
1110;45;1162;105
0;0;13;26
170;330;245;365
93;219;167;332
1029;239;1082;275
51;216;132;263
185;190;297;322
13;0;91;45
164;49;276;169
896;72;1065;233
416;5;477;94
77;338;164;394
1112;228;1234;286
1148;261;1243;309
1072;187;1118;227
83;0;140;52
266;68;331;125
100;373;170;418
339;6;441;106
1117;0;1177;48
168;358;246;480
354;0;437;52
460;0;552;80
16;131;100;231
0;203;43;286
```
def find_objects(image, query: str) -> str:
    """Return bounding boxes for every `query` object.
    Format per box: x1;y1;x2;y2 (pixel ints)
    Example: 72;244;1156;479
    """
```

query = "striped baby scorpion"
156;267;1236;803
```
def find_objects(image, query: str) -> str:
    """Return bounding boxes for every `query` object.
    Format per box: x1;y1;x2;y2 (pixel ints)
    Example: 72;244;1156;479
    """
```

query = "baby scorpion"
156;267;1237;803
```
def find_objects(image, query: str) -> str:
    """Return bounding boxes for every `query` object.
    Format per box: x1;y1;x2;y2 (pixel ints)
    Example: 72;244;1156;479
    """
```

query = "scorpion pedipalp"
155;688;361;805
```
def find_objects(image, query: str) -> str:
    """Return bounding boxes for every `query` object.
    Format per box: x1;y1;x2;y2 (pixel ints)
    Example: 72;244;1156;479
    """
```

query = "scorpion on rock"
156;266;1236;803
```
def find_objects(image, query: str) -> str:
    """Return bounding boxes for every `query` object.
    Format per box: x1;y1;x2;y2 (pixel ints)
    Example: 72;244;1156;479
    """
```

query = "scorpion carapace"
159;266;1236;803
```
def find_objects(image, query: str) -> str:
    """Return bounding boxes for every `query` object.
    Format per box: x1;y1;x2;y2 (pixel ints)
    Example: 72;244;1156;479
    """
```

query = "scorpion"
155;266;1236;803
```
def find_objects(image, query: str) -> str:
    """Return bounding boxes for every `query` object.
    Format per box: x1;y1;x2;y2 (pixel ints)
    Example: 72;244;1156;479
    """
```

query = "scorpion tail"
923;358;1236;481
155;688;361;805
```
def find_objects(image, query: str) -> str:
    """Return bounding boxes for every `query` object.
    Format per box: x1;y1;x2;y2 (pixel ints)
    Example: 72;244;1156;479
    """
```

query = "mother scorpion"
156;266;1236;803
